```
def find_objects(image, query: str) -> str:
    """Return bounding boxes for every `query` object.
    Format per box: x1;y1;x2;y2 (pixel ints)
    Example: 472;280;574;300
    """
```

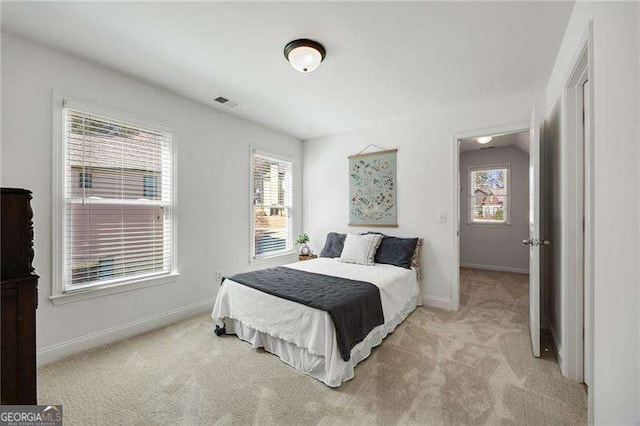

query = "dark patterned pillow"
361;232;419;270
411;238;424;280
320;232;347;258
374;236;418;269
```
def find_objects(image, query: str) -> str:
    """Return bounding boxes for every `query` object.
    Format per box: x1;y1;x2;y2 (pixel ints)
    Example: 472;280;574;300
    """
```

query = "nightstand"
298;254;318;262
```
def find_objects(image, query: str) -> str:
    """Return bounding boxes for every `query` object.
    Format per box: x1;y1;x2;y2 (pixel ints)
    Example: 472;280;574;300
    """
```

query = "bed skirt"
220;294;421;387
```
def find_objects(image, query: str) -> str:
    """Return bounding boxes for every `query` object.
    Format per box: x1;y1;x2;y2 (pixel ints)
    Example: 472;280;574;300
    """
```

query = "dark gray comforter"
221;266;384;361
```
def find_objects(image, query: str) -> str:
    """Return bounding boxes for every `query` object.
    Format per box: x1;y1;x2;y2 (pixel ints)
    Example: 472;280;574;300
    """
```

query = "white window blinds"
252;151;293;258
63;106;173;290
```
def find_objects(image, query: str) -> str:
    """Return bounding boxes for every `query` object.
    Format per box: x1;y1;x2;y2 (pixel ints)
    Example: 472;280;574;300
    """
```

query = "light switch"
438;211;447;223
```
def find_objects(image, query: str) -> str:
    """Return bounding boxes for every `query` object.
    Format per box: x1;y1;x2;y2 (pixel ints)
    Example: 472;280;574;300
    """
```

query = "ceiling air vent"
213;95;240;108
480;146;496;150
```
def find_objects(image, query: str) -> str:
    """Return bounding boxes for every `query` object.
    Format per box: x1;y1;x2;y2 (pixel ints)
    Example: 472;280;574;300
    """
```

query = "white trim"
251;251;297;266
249;145;295;265
422;295;453;311
584;23;594;425
51;91;65;300
465;222;512;228
249;252;298;269
558;24;594;416
451;137;461;312
454;122;530;141
460;263;529;275
37;298;214;367
560;26;593;386
249;144;254;264
51;91;178;301
549;319;564;368
467;162;512;225
451;121;530;313
49;272;180;306
171;116;179;291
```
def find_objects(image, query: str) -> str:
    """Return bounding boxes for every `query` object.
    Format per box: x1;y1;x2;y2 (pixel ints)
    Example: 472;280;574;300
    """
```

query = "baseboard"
422;295;453;311
37;298;215;367
460;262;529;274
549;320;564;369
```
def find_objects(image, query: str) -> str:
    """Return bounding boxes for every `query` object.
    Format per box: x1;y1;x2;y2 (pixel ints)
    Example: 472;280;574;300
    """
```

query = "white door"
527;108;541;358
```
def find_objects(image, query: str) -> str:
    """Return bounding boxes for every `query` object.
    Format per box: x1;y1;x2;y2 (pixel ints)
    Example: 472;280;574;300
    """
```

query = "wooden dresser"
1;188;38;404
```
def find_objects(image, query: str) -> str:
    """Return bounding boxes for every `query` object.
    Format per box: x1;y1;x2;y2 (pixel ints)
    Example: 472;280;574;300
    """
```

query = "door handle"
522;239;533;246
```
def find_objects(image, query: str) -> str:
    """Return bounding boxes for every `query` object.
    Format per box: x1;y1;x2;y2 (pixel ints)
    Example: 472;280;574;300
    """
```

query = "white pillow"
339;233;383;266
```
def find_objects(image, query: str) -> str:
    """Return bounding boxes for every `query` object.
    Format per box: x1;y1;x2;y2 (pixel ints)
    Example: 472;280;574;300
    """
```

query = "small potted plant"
296;233;311;256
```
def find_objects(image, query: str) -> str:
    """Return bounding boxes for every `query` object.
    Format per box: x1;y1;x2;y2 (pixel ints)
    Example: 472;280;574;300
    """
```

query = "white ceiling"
460;131;529;155
1;2;573;140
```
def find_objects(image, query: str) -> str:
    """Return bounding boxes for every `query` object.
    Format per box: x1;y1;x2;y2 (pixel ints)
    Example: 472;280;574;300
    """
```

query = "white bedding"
211;257;421;386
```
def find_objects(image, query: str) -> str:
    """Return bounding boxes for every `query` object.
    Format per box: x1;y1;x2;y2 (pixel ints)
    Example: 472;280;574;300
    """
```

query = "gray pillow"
320;232;346;258
363;232;418;269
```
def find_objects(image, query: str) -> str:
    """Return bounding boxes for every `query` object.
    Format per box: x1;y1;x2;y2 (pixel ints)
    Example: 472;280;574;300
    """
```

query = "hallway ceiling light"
284;39;326;73
477;136;493;144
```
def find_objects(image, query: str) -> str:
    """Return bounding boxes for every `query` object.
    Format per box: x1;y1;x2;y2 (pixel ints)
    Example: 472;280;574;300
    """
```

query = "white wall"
459;146;529;273
303;89;545;309
545;2;640;423
0;34;302;365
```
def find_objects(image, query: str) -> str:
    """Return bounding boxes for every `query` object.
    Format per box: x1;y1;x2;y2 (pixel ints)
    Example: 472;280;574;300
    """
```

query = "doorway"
451;122;530;312
451;120;546;358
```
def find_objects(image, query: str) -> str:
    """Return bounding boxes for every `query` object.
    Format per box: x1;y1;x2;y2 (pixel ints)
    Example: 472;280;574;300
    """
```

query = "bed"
211;256;421;387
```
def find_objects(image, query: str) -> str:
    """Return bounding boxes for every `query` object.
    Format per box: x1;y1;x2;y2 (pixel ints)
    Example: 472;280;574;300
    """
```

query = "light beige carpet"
38;268;587;425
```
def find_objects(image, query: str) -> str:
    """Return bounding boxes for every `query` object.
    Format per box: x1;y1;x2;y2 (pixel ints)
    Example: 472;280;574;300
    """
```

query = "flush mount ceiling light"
476;136;493;144
284;39;326;73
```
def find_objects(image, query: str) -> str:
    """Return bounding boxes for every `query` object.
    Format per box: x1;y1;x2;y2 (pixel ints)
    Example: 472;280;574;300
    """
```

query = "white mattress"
211;258;421;386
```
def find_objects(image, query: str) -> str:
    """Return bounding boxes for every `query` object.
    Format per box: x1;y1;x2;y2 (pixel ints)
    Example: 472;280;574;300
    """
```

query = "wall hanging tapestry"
348;147;398;227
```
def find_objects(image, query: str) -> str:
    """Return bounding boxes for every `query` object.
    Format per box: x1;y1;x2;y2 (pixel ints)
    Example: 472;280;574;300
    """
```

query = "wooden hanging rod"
348;148;397;159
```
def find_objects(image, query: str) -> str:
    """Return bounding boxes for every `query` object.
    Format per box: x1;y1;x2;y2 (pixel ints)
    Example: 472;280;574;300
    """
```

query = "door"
527;108;541;357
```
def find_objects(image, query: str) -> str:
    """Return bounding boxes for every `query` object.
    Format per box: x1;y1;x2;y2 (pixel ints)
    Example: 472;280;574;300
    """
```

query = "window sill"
49;272;180;306
466;222;511;228
250;250;296;266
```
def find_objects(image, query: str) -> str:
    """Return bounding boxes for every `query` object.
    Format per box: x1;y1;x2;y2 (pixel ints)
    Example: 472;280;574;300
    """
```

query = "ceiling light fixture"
477;136;493;144
284;39;326;73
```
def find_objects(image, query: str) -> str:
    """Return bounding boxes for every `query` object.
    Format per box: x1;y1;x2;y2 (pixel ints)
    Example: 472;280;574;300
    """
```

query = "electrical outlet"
438;211;447;223
215;270;223;283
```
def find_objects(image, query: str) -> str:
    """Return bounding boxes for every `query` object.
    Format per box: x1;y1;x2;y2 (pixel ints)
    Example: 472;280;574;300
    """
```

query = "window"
57;100;174;294
79;171;92;188
469;165;509;224
143;174;159;199
251;150;293;259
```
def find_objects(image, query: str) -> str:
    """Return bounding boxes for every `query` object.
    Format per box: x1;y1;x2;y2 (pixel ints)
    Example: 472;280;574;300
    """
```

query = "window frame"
249;146;295;263
51;93;178;305
467;163;511;226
